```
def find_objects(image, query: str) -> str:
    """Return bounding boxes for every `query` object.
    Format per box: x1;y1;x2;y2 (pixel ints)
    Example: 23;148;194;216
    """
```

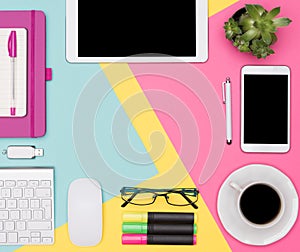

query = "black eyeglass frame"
120;187;199;209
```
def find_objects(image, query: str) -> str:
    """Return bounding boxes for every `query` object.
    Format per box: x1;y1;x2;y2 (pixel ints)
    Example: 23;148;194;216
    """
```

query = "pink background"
130;0;300;251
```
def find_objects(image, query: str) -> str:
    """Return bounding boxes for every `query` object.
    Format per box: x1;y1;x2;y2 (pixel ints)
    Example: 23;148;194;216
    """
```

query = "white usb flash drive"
4;146;44;159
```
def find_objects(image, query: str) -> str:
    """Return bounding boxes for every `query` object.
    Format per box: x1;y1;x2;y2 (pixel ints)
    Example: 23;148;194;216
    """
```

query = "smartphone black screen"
243;74;289;144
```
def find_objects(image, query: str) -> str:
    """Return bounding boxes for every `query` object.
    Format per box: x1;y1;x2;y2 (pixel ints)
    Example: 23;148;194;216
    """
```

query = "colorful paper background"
0;0;299;251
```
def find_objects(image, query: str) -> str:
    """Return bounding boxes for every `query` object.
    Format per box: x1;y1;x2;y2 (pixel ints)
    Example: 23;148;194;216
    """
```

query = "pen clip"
8;31;17;58
222;77;231;104
222;81;226;104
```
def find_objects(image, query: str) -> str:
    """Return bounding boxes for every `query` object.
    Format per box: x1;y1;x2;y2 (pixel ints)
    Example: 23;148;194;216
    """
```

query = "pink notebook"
0;10;52;138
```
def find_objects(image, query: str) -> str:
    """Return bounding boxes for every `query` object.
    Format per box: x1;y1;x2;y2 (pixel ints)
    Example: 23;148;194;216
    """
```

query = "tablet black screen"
78;0;196;57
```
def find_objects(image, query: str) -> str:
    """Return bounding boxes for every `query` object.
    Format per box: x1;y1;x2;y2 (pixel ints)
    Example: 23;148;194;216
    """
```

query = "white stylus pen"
222;77;232;145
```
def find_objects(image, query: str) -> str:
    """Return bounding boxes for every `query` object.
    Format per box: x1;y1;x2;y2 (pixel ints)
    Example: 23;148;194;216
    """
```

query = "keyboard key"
0;222;3;230
42;237;52;244
19;199;29;209
40;180;51;187
10;210;20;220
1;188;11;198
13;188;23;198
7;199;17;209
28;181;39;187
8;232;18;243
24;188;34;198
41;199;51;208
21;210;32;220
5;181;16;187
33;210;43;220
31;232;40;238
30;199;40;209
0;181;3;187
27;221;52;230
0;200;5;209
0;232;6;243
35;188;51;198
16;221;26;231
19;237;29;243
17;180;27;187
42;199;52;219
5;221;15;231
44;208;52;220
0;211;9;220
31;237;41;243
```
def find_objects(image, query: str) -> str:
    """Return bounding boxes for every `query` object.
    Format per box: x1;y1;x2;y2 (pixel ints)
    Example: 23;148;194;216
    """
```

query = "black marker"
122;223;197;235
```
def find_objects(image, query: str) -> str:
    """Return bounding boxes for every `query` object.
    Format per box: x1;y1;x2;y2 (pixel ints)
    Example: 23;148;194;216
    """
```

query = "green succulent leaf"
273;17;292;27
241;28;259;42
265;7;280;20
225;31;233;39
239;16;255;31
255;20;277;34
261;31;272;44
271;33;278;44
254;5;266;16
267;23;277;33
239;45;251;52
245;4;261;20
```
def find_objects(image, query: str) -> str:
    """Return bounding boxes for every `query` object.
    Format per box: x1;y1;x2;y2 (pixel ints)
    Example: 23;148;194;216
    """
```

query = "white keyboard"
0;167;54;245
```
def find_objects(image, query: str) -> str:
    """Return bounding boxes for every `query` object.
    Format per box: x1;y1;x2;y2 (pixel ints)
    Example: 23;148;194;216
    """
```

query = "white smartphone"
241;65;290;153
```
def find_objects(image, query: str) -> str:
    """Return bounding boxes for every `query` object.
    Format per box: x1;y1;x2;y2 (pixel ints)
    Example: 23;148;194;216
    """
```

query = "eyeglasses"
120;187;199;209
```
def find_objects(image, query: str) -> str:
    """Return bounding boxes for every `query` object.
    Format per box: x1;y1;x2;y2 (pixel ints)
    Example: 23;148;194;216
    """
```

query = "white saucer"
217;164;298;246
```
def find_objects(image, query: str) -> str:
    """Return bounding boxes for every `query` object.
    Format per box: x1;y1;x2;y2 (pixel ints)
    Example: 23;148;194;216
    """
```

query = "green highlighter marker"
122;222;197;235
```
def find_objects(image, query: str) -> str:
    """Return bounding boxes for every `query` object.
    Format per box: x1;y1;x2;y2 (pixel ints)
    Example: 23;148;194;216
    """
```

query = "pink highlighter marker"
8;30;17;116
122;234;197;245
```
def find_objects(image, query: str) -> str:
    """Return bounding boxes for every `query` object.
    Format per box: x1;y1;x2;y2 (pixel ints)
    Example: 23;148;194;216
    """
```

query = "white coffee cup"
229;181;285;228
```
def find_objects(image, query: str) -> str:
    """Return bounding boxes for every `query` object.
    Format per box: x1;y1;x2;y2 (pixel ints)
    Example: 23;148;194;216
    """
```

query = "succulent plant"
224;4;292;58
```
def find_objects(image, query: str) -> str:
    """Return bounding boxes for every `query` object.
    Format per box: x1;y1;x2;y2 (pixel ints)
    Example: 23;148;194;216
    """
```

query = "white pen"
8;30;17;116
222;77;232;145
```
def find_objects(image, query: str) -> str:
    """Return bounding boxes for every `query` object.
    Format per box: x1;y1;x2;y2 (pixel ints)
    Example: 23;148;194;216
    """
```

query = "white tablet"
66;0;208;63
241;65;290;153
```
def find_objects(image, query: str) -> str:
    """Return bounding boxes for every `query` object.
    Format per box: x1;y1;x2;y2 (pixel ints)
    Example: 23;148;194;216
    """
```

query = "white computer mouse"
68;178;102;246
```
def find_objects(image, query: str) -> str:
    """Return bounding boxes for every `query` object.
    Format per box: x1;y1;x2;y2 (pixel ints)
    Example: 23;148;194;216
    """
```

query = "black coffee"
240;184;281;225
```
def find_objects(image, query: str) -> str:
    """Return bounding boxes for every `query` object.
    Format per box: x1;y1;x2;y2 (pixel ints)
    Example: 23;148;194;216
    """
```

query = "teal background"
0;1;157;251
